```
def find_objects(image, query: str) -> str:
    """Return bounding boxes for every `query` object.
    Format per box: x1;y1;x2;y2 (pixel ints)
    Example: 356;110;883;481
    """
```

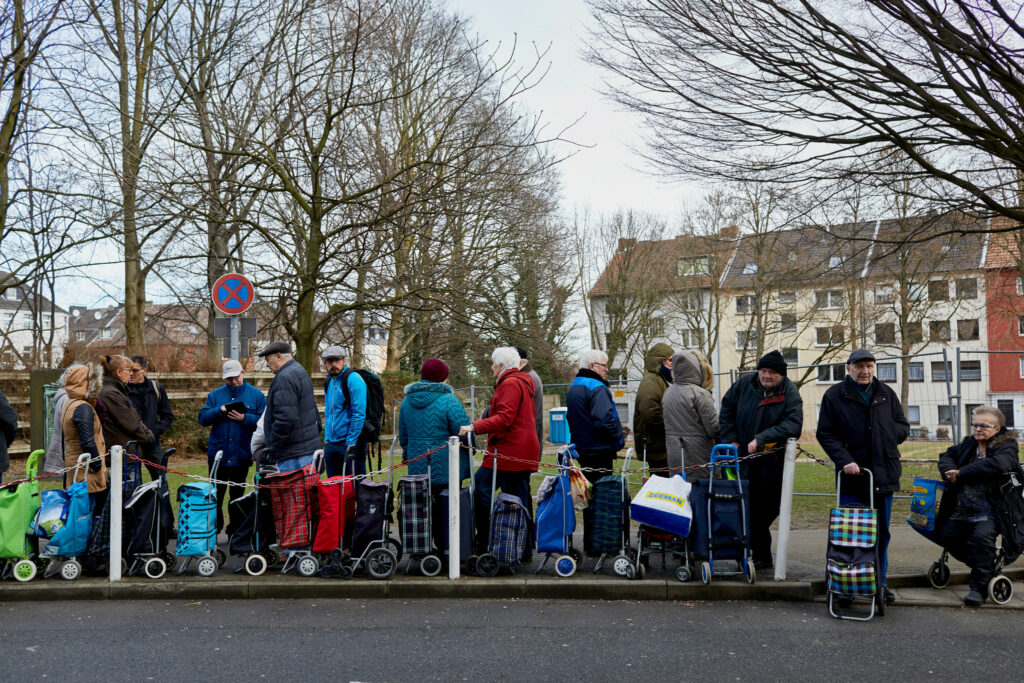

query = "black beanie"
757;350;787;376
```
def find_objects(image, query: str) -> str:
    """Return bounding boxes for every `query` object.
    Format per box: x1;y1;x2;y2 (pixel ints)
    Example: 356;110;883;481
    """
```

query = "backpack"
329;367;385;443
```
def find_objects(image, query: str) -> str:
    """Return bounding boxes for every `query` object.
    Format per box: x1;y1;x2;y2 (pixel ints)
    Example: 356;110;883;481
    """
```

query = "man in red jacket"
460;346;539;560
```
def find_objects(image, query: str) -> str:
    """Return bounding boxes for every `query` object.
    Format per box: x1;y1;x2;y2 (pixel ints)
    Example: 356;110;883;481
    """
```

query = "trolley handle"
71;453;92;485
835;467;874;509
210;449;224;481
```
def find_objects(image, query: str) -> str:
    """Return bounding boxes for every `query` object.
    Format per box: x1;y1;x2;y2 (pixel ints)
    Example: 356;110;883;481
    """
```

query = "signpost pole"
230;314;240;361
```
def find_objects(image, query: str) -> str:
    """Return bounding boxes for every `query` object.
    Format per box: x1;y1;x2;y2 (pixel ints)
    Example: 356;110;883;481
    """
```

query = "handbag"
630;473;693;536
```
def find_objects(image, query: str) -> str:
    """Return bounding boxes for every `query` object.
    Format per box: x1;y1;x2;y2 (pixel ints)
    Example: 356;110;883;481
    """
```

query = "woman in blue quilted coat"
399;359;471;485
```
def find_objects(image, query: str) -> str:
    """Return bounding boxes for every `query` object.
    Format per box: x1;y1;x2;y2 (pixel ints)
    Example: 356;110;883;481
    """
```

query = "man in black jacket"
128;355;174;476
719;350;803;570
566;349;624;555
259;341;322;472
817;348;909;605
0;389;17;484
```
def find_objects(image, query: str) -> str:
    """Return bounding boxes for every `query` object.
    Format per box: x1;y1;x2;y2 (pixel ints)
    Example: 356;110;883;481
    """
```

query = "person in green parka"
633;343;674;473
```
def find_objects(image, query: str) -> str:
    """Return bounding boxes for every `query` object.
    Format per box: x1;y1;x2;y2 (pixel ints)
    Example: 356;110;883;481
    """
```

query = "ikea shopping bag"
630;474;692;537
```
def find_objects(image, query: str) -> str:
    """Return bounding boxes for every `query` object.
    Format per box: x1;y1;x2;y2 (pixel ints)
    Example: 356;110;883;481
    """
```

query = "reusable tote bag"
629;473;693;537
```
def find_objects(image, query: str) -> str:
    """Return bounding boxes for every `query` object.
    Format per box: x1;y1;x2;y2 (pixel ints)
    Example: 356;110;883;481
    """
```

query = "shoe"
964;589;985;606
754;558;773;571
836;595;853;608
884;588;896;605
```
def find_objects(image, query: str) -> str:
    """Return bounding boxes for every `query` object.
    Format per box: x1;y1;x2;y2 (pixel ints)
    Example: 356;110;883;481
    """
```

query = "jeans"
840;490;893;586
324;439;366;478
275;453;315;474
473;467;534;558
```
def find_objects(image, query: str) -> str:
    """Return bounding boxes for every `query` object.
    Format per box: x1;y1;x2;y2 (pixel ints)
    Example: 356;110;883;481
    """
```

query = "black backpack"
327;367;384;443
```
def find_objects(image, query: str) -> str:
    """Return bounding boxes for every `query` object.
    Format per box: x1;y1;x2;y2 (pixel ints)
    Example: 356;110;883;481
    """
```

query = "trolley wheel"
196;555;218;577
60;560;82;581
612;554;632;577
475;553;499;578
465;555;478;576
159;551;177;572
569;548;582;565
338;565;354;580
143;557;167;580
636;562;647;580
675;565;691;583
745;559;756;585
13;559;36;582
420;554;443;577
266;549;280;567
297;555;319;577
555;555;577;578
329;548;345;564
245;554;268;577
365;548;397;580
989;575;1014;605
700;561;711;585
121;558;129;575
928;561;951;589
622;563;634;580
386;536;404;563
214;548;227;567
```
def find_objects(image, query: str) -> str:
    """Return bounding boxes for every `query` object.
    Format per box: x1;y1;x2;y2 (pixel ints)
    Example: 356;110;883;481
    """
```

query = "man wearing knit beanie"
719;349;803;570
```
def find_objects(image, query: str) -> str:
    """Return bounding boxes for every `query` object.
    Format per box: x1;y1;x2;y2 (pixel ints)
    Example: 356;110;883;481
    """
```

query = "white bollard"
774;438;798;581
109;445;123;582
447;436;461;579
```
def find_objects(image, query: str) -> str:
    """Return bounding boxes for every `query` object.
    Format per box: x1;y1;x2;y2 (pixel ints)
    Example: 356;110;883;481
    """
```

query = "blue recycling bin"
549;407;570;445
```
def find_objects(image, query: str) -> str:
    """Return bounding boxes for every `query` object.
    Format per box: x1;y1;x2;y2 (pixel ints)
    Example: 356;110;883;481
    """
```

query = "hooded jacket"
99;373;155;454
398;380;471;485
472;368;539;472
662;351;720;480
633;343;674;460
0;390;16;474
719;371;803;482
60;364;108;492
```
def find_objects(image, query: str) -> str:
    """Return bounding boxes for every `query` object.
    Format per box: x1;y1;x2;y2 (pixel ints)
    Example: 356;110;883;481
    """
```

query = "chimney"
617;238;638;252
719;224;738;239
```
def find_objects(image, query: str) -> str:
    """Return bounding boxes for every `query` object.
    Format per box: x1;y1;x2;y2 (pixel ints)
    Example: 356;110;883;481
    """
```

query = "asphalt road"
1;598;1018;681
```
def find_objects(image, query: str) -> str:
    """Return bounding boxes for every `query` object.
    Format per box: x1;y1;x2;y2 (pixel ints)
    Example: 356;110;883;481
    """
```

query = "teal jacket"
398;381;471;485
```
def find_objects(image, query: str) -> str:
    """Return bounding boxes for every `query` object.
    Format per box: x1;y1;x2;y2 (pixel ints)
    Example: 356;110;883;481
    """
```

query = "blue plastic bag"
30;489;70;538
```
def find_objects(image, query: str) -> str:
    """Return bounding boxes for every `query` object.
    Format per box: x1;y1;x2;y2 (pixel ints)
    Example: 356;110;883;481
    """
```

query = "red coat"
473;369;539;471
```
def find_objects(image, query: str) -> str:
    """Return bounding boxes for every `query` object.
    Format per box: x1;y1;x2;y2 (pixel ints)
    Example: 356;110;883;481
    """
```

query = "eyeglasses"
591;362;608;369
129;369;142;374
971;423;997;430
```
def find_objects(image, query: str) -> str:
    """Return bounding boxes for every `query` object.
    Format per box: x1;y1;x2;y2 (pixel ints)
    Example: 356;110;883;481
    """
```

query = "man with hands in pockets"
322;345;367;477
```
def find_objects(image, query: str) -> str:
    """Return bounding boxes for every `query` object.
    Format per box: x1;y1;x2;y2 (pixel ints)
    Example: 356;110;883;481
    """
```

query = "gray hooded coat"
662;351;720;480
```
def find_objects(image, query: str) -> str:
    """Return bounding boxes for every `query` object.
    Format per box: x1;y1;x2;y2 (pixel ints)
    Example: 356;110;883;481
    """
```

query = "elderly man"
566;349;624;555
258;341;322;472
198;359;266;534
719;349;803;570
127;354;174;476
321;345;367;477
817;348;909;606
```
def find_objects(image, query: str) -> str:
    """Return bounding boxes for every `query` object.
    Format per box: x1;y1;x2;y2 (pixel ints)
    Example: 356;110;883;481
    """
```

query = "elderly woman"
662;350;720;480
459;347;539;558
937;406;1021;606
400;359;472;550
44;363;84;476
98;355;155;460
59;363;108;510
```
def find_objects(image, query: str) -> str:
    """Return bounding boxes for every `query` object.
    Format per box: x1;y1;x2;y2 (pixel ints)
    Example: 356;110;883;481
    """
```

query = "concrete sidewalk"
2;525;1021;609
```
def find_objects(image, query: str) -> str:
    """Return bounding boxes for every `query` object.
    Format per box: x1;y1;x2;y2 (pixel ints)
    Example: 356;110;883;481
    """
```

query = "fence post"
774;438;798;581
447;435;460;580
109;445;123;582
470;385;476;420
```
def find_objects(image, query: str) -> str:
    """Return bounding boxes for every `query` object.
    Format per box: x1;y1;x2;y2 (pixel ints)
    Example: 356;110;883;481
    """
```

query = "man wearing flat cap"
817;348;909;606
258;341;322;472
321;345;368;477
719;349;803;570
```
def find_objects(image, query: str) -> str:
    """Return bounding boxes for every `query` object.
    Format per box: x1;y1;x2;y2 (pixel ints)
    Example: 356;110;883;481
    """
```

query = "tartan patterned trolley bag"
264;453;323;577
826;468;883;621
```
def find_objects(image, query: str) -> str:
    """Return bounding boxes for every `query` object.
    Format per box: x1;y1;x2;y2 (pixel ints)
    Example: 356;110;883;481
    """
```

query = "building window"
1018;278;1024;296
778;291;796;305
997;399;1015;428
829;256;846;268
929;320;951;342
932;361;952;382
877;362;897;383
907;405;921;424
956;319;979;341
1019;316;1024;336
742;263;757;275
955;278;978;299
101;328;113;339
908;362;924;382
815;289;844;309
22;313;32;328
959;360;981;381
736;295;755;315
815;326;844;346
42;314;52;329
906;321;923;344
681;328;704;348
817;364;845;383
736;330;757;350
648;318;665;337
908;283;926;301
780;313;796;333
1020;357;1024;379
928;280;949;301
875;323;895;345
874;285;894;304
75;331;85;342
681;290;702;311
938;405;952;424
781;347;799;366
677;257;710;277
1;312;12;329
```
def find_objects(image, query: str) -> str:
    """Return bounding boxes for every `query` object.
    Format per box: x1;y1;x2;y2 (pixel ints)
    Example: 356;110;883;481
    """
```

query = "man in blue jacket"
566;349;624;555
198;359;266;535
321;345;367;477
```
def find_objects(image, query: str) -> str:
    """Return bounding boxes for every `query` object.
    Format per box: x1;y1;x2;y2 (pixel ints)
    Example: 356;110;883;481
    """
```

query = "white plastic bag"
630;474;693;537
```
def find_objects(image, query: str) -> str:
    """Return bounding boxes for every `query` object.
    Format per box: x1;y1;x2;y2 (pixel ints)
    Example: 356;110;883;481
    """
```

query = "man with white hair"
258;341;322;472
460;346;539;557
566;349;624;555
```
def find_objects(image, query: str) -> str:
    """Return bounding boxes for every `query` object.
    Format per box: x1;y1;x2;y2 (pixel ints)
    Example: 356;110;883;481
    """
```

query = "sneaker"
964;589;985;606
884;588;896;605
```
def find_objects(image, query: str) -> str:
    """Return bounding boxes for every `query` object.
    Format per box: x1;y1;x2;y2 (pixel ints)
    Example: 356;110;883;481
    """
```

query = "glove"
88;456;102;473
344;445;356;461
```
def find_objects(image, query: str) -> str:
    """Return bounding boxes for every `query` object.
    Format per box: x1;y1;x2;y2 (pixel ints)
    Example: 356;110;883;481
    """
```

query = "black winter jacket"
937;429;1024;562
816;376;909;493
128;378;174;440
0;390;16;473
719;374;803;481
264;359;322;462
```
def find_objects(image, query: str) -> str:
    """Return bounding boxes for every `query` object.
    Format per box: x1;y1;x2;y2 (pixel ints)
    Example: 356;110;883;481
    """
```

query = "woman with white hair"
459;346;539;559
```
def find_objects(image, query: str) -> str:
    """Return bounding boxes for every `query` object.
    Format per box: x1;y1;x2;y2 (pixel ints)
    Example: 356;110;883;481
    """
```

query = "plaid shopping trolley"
826;468;883;621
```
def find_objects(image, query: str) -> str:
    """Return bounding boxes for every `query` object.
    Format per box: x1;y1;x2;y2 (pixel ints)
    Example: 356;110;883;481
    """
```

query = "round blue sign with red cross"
212;273;254;315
